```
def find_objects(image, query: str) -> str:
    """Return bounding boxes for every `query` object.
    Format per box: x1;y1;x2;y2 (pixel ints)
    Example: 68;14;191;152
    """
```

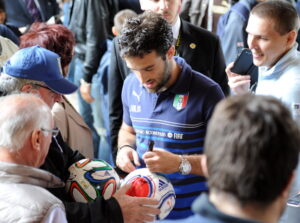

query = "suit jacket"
178;20;228;93
108;19;228;161
4;0;59;28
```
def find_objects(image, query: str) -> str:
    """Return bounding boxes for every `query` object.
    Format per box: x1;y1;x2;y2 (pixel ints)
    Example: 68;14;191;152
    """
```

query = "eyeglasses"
41;127;59;137
31;83;61;98
32;83;53;92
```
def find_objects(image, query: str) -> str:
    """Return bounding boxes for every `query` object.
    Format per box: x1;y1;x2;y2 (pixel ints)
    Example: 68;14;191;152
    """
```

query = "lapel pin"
189;43;196;49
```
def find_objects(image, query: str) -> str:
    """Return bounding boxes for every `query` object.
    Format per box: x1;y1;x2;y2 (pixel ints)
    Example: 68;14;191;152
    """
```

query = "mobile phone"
148;140;154;152
287;193;300;207
231;48;255;75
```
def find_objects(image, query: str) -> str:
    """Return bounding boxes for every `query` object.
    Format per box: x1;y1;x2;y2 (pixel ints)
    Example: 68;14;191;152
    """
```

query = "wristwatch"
179;155;192;175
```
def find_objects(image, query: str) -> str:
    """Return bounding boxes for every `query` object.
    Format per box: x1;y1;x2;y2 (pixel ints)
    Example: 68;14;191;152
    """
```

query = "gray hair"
0;93;52;152
0;73;46;95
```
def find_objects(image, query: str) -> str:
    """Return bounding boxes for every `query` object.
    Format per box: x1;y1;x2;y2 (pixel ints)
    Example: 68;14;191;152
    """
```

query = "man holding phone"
230;49;254;75
230;48;258;88
227;0;300;127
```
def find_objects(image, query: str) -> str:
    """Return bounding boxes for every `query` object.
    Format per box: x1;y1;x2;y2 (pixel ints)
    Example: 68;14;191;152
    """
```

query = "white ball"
122;168;176;220
66;159;120;202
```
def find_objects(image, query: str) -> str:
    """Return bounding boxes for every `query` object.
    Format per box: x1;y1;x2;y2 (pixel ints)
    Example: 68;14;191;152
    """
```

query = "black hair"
118;11;173;58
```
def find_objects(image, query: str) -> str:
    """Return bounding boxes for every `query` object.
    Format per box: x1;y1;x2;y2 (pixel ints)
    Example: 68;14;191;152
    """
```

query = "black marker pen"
148;140;154;152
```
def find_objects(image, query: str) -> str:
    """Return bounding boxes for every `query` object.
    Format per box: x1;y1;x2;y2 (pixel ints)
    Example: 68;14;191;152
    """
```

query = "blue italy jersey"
122;57;225;219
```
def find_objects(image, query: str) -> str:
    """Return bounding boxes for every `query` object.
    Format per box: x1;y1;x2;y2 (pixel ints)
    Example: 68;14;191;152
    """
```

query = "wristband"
118;144;135;151
80;78;91;85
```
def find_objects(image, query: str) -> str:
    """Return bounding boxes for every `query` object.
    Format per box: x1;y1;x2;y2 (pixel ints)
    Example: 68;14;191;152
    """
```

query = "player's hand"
116;146;141;173
143;149;181;173
226;62;251;94
80;82;94;103
114;184;160;223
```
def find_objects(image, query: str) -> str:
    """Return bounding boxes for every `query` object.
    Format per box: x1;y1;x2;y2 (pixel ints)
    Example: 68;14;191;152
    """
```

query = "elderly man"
0;46;159;223
0;94;67;222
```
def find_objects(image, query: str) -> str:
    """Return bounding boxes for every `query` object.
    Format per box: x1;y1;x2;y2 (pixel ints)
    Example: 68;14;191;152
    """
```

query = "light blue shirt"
256;44;300;127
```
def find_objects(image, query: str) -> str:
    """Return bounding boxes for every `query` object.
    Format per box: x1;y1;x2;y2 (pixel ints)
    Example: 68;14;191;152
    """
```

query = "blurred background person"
0;0;19;44
68;0;116;158
90;9;137;165
4;0;60;35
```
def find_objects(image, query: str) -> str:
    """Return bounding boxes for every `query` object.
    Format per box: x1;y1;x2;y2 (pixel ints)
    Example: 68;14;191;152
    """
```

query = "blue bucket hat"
3;45;78;94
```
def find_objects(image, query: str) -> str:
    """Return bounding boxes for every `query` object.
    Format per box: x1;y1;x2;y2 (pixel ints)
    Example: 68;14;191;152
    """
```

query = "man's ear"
178;0;182;14
30;129;41;152
21;84;33;93
167;45;175;59
286;30;297;48
112;26;118;36
21;84;40;95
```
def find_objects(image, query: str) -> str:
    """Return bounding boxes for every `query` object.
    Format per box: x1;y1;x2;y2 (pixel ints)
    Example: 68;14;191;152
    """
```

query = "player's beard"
149;59;172;93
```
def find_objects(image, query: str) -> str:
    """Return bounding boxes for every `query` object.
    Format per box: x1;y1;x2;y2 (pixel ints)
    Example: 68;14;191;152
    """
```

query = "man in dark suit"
4;0;59;31
108;0;228;162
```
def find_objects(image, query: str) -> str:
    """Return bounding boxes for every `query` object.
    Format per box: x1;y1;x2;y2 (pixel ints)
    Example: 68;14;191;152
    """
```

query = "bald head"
0;94;52;153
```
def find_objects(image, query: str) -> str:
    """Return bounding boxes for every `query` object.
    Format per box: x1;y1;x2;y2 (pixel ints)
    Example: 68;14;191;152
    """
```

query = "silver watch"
179;155;191;175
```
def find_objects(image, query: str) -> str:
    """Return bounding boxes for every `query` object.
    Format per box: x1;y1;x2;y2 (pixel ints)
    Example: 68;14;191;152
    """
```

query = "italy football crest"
173;93;188;111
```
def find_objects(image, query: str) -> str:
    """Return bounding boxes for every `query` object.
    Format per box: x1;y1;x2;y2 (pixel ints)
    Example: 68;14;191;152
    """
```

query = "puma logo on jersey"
132;90;142;102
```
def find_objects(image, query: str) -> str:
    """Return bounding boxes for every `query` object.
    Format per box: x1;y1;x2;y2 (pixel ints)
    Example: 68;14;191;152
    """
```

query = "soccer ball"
122;168;176;220
66;159;120;202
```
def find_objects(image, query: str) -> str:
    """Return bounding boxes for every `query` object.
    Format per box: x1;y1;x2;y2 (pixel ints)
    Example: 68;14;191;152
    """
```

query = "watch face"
180;158;191;175
183;164;190;172
183;163;191;174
